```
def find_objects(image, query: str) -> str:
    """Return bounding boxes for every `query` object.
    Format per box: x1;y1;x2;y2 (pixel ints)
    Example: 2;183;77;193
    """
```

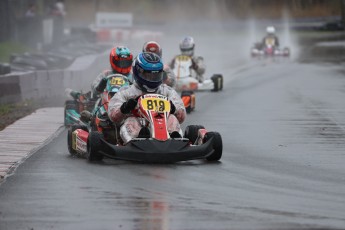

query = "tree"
342;0;345;25
0;0;13;42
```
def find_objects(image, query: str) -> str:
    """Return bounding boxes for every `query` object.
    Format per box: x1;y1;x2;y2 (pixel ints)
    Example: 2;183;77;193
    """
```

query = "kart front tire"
184;125;205;144
87;131;104;161
67;127;77;156
204;132;223;161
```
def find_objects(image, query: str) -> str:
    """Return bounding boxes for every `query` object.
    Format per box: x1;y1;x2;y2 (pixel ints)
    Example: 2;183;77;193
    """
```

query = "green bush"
0;42;30;63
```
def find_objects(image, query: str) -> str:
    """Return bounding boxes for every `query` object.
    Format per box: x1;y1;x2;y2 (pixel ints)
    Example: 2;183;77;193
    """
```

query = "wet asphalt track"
1;30;345;229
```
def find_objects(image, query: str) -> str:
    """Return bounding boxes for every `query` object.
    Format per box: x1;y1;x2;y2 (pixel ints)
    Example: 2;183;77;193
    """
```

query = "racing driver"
91;45;133;95
108;52;186;144
170;36;206;83
142;40;176;88
262;26;280;48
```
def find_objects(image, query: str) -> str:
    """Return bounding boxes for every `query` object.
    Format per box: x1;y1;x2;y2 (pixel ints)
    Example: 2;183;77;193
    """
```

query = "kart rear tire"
67;125;88;156
283;47;290;57
211;74;223;92
87;131;104;161
204;132;223;161
64;100;79;126
184;125;205;144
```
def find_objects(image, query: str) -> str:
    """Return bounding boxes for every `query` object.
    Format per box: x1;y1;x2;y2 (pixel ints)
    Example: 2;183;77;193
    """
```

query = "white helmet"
266;26;275;34
179;36;195;56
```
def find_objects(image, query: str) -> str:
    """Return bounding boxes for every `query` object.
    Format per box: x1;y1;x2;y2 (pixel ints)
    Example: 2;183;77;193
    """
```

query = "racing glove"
70;90;81;100
170;101;176;114
96;78;107;93
120;98;138;114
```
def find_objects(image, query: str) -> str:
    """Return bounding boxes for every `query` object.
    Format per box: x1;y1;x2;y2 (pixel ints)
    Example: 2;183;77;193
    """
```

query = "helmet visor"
138;70;163;82
113;59;132;69
180;47;193;52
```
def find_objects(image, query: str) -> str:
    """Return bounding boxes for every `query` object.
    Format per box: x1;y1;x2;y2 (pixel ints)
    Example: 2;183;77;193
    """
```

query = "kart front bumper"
98;138;215;163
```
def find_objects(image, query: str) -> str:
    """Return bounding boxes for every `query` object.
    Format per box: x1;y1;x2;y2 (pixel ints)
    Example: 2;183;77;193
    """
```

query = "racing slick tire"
203;132;223;161
211;74;223;92
64;100;79;126
181;91;195;114
184;125;205;144
87;131;104;161
67;125;88;156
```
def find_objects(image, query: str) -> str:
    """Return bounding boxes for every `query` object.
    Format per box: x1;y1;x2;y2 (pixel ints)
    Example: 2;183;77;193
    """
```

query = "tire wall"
0;52;108;104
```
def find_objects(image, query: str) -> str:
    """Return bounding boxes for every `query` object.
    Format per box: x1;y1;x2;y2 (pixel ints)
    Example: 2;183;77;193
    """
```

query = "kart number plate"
141;98;170;112
110;77;126;86
265;38;275;46
176;55;191;62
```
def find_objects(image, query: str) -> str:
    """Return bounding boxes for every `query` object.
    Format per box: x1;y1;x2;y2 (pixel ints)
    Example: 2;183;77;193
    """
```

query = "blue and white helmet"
133;52;164;93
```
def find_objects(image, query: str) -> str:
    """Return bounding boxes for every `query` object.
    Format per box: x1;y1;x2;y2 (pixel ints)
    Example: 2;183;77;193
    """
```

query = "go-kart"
172;55;223;92
68;93;223;163
64;89;97;126
67;74;130;157
171;55;223;114
251;42;290;57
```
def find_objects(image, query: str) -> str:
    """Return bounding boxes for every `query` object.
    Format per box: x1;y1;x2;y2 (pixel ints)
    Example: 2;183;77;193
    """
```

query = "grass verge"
0;42;31;63
0;100;39;131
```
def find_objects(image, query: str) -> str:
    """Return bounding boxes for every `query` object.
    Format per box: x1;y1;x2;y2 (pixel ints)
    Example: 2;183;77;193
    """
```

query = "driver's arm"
192;56;206;76
92;72;107;94
165;87;186;123
275;36;280;46
108;88;128;124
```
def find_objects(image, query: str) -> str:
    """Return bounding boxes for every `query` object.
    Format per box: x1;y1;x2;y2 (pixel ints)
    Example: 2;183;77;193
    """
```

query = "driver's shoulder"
157;84;171;92
192;55;204;61
102;69;113;76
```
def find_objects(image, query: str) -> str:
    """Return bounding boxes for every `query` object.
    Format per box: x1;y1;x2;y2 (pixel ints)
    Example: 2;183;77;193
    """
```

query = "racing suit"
163;64;176;88
108;83;186;144
79;70;132;123
91;69;133;95
170;55;206;83
262;35;280;48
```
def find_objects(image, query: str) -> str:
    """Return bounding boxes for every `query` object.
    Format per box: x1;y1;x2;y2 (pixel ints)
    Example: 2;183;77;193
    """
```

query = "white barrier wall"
0;52;108;104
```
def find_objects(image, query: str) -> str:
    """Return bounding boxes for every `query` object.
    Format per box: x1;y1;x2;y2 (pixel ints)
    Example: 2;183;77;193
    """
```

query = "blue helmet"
133;52;163;92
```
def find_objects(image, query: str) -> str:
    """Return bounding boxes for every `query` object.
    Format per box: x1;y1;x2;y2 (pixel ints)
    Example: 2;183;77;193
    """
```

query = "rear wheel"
283;47;290;57
184;125;205;144
87;131;104;161
67;125;88;156
211;74;223;91
203;132;223;161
